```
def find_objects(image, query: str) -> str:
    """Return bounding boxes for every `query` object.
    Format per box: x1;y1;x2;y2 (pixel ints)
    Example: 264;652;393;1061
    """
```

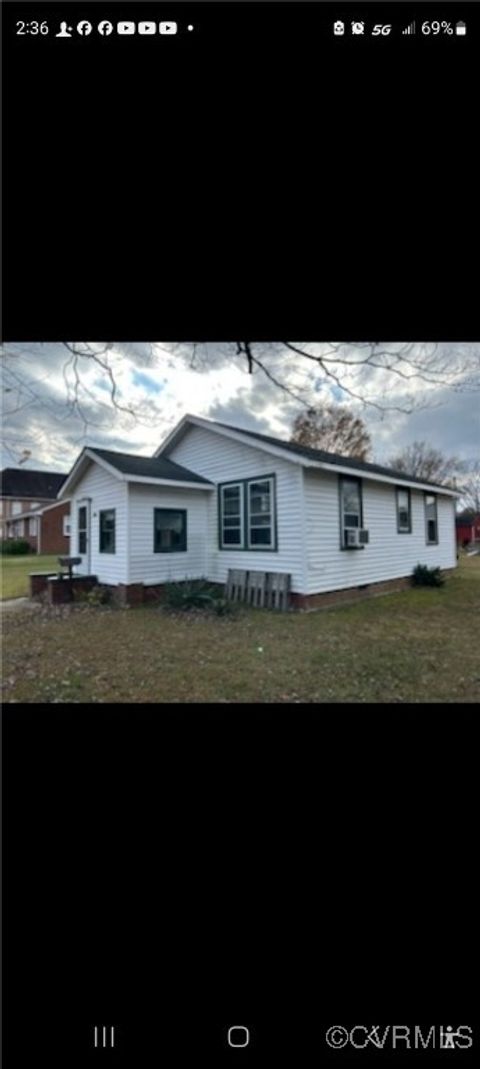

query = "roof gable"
157;415;459;496
59;445;214;497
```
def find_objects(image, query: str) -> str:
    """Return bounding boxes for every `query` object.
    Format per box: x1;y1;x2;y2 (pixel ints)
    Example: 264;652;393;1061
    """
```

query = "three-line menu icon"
94;1026;115;1049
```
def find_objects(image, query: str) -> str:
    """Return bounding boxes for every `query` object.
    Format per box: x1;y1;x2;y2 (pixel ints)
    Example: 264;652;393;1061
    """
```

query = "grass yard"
0;554;60;600
2;555;479;703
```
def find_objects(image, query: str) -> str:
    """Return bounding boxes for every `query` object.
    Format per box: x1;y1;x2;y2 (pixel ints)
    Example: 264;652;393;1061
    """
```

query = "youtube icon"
160;22;177;35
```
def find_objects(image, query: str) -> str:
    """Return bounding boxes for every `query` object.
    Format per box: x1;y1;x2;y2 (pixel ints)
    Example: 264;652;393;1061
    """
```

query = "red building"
0;467;67;546
456;511;480;547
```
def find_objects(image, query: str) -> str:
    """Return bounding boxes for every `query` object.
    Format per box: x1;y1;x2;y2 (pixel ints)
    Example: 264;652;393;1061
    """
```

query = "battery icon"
455;22;466;35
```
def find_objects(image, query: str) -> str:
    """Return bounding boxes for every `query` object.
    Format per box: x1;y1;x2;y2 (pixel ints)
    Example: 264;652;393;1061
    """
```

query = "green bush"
0;539;32;555
163;577;224;612
411;564;445;587
74;584;111;606
211;596;236;616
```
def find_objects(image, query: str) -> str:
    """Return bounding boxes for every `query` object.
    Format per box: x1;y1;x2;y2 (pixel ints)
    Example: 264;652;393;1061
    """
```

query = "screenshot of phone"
2;2;478;1066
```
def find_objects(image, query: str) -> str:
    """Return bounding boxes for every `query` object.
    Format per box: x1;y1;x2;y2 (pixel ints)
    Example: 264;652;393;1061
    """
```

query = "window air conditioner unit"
345;528;360;547
345;528;369;547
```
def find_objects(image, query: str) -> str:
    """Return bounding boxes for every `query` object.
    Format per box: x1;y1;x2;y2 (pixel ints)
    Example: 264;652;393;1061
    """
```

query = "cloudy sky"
1;342;479;473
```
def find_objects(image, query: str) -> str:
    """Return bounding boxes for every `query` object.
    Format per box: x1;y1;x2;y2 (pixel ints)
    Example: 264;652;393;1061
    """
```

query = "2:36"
16;21;49;35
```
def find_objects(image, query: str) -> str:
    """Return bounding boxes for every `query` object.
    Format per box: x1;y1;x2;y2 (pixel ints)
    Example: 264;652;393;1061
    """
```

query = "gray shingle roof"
0;468;67;498
90;448;213;485
215;422;454;491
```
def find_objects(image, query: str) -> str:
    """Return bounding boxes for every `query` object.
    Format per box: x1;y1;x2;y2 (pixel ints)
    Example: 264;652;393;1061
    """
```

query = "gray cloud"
1;342;479;473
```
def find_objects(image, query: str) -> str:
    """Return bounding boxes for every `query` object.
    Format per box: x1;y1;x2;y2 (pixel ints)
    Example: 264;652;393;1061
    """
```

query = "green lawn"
2;555;479;703
0;554;60;600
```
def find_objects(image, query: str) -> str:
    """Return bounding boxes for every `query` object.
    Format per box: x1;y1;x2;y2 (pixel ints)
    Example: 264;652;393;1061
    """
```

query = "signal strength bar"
402;21;416;35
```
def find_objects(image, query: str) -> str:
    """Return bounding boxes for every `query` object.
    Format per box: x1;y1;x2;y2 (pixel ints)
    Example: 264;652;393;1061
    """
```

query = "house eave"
125;475;214;490
302;460;461;497
157;414;460;497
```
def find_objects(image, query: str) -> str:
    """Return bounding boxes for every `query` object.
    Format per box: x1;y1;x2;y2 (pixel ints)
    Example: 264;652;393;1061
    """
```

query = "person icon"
441;1027;456;1049
56;22;72;37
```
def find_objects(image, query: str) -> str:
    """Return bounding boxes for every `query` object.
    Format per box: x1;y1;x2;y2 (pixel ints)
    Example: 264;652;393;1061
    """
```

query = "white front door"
77;499;91;573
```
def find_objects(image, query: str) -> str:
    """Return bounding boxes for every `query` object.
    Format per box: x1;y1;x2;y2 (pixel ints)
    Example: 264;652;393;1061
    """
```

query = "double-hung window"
396;487;412;533
220;484;243;547
99;509;116;553
78;506;87;554
247;478;274;548
425;494;438;544
219;475;277;550
339;477;363;547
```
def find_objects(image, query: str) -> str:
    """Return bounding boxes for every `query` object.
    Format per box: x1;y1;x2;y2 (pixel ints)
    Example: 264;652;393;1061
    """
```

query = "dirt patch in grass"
2;556;479;703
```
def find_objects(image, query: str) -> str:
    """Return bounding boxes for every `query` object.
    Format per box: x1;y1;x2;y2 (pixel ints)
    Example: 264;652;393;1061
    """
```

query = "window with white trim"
63;515;71;537
396;487;412;533
219;475;277;550
220;483;244;547
339;477;363;547
99;509;116;554
78;506;87;555
29;517;37;536
11;501;22;516
247;477;274;548
425;494;438;544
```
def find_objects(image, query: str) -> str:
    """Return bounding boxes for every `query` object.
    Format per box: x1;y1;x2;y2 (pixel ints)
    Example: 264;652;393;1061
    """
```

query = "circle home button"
228;1026;250;1048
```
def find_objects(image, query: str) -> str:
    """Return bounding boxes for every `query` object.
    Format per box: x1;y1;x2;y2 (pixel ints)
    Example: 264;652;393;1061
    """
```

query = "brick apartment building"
0;467;69;552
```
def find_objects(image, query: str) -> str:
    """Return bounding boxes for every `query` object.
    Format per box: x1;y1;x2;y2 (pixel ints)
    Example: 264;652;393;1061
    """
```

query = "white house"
58;415;459;608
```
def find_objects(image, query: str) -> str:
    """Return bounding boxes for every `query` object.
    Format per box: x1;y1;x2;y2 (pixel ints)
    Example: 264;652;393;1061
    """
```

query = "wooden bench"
226;569;290;611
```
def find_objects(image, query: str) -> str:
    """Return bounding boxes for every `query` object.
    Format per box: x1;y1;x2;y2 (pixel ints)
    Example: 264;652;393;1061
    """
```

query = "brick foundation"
290;568;456;611
30;572;58;597
47;575;98;604
115;583;145;607
106;581;225;607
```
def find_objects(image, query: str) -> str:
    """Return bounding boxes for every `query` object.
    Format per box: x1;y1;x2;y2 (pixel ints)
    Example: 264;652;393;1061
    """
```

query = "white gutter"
124;475;214;490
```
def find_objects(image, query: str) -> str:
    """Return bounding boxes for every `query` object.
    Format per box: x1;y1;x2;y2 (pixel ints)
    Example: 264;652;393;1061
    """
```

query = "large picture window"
154;508;187;552
78;505;87;555
425;494;438;544
396;487;412;533
99;509;116;554
219;475;277;551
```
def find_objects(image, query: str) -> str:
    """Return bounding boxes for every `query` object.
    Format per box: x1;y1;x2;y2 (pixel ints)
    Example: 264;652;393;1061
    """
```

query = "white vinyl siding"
69;461;128;583
304;469;457;595
168;424;306;590
128;483;209;583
